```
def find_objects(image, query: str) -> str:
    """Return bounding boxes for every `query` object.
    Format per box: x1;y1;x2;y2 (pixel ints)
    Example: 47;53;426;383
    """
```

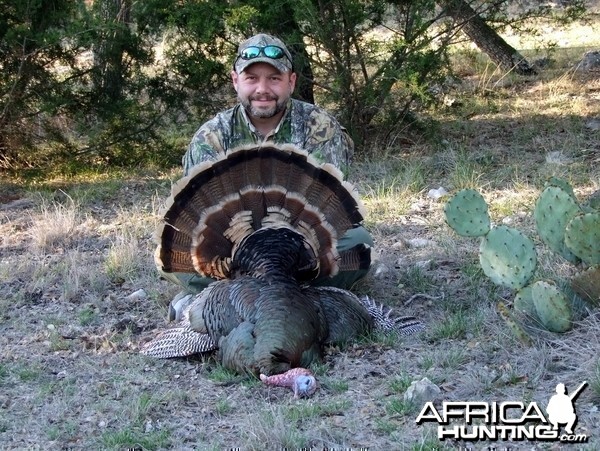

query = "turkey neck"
233;227;316;279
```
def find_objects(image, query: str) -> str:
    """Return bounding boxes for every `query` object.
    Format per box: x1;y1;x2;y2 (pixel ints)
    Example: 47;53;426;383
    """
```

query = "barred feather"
140;325;216;358
359;296;425;336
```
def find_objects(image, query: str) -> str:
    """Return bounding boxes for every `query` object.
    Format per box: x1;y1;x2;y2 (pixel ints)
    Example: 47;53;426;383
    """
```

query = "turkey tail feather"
338;242;372;273
156;144;365;281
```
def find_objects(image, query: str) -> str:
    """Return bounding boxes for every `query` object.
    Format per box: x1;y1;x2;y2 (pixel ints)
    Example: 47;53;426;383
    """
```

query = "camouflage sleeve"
182;120;226;176
303;108;354;178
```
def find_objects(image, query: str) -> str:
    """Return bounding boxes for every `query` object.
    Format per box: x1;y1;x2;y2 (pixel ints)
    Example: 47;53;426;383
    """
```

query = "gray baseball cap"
234;33;293;73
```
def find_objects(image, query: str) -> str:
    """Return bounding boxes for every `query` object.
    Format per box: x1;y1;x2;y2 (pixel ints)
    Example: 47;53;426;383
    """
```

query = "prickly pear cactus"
444;189;491;237
479;225;537;290
513;284;537;318
531;280;573;333
534;185;582;264
444;179;595;335
564;212;600;265
571;266;600;306
545;176;576;198
582;189;600;212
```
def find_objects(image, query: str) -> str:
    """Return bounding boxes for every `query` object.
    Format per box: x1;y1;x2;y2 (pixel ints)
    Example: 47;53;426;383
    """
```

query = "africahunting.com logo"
415;381;588;443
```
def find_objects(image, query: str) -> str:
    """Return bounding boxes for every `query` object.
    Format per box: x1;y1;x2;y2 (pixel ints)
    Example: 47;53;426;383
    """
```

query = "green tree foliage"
0;0;85;167
293;0;448;148
0;0;588;170
134;0;231;114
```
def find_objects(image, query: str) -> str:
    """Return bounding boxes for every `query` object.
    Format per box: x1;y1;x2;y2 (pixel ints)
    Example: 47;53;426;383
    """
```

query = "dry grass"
28;195;81;253
1;20;599;450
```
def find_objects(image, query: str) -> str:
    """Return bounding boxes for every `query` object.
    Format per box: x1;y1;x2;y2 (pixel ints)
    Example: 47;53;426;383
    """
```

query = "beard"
241;94;287;118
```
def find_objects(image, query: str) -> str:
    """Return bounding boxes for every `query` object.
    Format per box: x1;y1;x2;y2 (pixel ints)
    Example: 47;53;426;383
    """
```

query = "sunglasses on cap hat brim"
234;45;293;72
239;45;292;64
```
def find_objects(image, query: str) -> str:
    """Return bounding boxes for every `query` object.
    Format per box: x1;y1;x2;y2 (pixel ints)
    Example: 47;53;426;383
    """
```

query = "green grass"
215;398;234;416
375;418;398;434
389;372;413;393
17;364;44;383
325;378;349;394
427;309;473;342
385;397;417;416
205;363;245;384
283;399;352;422
398;266;437;293
443;148;486;190
78;306;100;326
101;428;171;450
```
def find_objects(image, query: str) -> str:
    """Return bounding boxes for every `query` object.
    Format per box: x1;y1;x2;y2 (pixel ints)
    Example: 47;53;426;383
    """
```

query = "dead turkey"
142;144;422;377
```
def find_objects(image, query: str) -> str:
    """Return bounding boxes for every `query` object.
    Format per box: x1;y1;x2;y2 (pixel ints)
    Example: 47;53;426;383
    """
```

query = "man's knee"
158;269;215;294
337;226;373;251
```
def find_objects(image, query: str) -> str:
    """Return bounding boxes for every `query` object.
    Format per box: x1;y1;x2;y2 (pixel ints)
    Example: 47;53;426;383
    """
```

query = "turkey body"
187;226;373;375
206;276;324;375
142;144;417;376
201;227;328;375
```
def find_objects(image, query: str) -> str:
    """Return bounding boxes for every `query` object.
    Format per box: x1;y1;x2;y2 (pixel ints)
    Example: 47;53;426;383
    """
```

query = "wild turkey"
142;144;423;378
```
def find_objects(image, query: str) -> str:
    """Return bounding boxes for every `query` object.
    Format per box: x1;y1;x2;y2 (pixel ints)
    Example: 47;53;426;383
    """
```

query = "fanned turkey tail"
154;144;366;283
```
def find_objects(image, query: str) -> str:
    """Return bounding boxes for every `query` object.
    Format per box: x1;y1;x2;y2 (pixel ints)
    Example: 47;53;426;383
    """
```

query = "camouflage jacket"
182;99;354;177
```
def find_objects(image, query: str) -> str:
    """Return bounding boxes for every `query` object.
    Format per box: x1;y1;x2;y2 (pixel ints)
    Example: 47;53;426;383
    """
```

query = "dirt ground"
1;157;599;450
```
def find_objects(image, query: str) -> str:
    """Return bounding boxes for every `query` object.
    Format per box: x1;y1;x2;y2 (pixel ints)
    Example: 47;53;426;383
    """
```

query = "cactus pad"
582;189;600;212
564;212;600;265
534;185;581;263
571;265;600;306
444;189;491;237
513;284;537;318
479;225;537;290
545;176;575;198
531;280;573;333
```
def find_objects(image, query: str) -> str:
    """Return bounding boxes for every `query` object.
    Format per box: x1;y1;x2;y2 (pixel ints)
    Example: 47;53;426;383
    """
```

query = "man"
162;33;373;310
182;33;354;178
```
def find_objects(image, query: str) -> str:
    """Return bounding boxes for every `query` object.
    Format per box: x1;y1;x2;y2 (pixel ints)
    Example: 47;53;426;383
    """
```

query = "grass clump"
389;372;413;393
101;428;171;450
28;196;80;253
104;231;147;284
427;309;473;342
385;397;417;416
398;266;437;294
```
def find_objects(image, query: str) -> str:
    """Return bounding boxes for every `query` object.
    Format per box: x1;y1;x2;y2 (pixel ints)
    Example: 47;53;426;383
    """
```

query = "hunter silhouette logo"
546;381;586;435
415;381;589;443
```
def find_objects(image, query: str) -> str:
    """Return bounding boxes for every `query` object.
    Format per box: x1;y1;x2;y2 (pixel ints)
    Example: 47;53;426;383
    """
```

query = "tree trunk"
441;0;536;75
93;0;132;102
290;45;315;104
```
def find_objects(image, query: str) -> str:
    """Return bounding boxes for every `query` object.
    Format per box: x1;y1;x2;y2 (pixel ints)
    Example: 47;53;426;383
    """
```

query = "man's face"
231;63;296;119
